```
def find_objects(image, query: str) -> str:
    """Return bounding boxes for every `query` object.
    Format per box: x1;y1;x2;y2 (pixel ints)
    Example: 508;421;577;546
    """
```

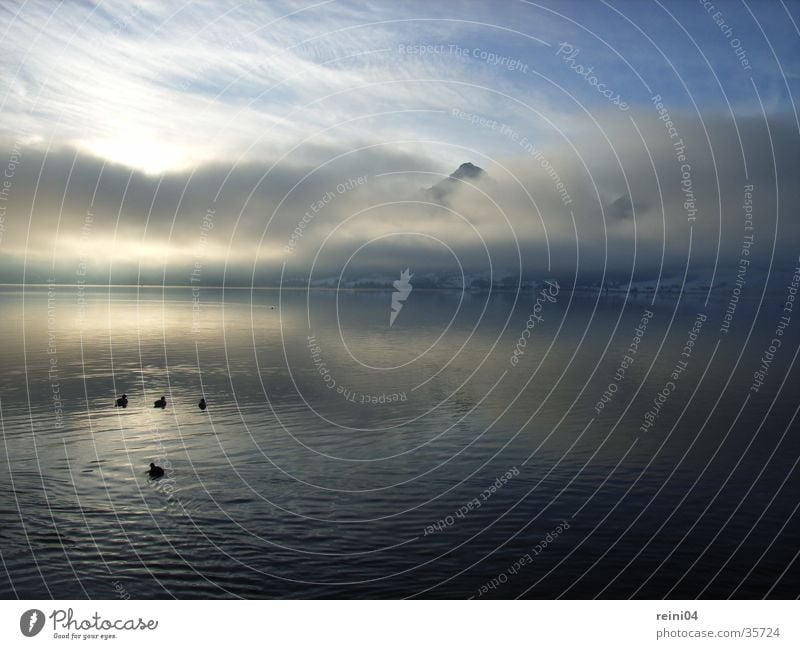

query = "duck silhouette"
147;463;165;478
198;398;207;410
153;396;167;409
115;394;128;408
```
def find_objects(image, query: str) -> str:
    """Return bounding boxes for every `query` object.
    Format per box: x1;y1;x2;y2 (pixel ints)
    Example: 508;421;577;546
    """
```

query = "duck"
198;398;207;411
115;394;128;408
153;396;167;409
147;463;165;478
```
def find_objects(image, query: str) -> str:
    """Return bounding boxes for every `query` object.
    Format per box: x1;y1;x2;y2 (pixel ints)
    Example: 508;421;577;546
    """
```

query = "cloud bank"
0;0;797;290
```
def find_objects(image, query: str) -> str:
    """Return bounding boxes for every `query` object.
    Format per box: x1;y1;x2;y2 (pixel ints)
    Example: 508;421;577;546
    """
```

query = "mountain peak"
450;162;485;179
423;162;488;204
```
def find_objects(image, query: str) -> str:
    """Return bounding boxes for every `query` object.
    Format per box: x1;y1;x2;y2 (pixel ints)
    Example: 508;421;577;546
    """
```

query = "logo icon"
20;609;45;637
390;268;413;326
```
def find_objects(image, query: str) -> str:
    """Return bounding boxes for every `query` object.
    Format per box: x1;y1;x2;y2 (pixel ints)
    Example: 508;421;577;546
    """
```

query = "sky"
0;0;798;287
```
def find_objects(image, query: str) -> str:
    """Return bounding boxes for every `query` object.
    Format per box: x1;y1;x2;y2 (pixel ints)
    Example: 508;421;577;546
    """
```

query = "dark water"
0;285;798;599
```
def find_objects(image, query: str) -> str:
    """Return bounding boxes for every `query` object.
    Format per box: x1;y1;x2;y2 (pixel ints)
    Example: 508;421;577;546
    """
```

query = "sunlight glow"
85;135;193;176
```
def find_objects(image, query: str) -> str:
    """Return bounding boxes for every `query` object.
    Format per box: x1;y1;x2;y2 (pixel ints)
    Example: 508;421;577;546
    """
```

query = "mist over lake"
0;0;798;606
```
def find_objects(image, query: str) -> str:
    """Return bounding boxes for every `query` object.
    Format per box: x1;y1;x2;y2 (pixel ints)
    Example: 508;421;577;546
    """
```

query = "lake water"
1;285;798;598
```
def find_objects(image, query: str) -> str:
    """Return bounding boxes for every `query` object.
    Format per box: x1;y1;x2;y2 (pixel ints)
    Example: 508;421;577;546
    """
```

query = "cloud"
1;105;796;288
0;0;560;175
0;1;796;288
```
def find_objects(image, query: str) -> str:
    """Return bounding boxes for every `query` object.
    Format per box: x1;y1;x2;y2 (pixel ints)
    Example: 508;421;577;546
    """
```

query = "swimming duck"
115;394;128;408
147;463;165;478
153;396;167;409
198;398;207;410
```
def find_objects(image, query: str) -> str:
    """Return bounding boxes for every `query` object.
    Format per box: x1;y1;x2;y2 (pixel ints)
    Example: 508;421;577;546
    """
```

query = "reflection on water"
0;286;798;598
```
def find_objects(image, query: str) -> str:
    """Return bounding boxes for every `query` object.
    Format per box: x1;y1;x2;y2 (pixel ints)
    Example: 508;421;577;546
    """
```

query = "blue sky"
0;0;797;284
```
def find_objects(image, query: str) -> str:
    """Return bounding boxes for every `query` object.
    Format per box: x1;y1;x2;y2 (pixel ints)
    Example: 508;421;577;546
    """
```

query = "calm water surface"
1;286;798;598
